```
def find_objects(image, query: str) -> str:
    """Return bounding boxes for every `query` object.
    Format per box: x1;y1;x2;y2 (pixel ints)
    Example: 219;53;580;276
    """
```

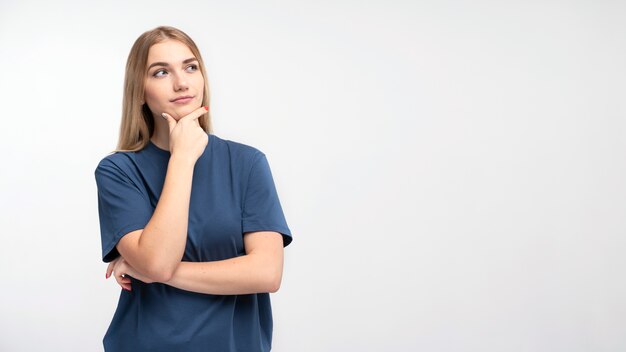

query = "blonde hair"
110;26;213;153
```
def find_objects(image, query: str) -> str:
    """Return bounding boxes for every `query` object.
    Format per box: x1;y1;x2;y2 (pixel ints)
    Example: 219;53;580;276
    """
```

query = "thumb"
161;112;176;134
106;260;114;279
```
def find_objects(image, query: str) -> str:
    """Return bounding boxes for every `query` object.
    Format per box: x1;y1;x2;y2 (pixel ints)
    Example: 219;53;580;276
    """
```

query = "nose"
173;73;188;91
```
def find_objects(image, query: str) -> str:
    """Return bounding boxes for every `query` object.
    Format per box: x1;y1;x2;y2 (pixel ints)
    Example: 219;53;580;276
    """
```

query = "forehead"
146;40;195;63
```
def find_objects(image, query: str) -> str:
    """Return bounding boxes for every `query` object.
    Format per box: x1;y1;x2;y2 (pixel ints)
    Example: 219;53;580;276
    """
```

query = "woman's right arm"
137;155;196;282
115;107;208;283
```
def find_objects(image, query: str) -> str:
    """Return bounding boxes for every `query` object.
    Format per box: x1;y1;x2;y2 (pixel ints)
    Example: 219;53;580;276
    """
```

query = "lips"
171;95;194;102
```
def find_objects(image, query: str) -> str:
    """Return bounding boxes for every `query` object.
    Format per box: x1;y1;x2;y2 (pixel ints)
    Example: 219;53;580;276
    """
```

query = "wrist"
169;154;196;168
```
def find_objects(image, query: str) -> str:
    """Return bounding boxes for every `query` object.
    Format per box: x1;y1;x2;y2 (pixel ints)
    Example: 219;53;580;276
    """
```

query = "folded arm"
163;231;285;295
114;156;196;282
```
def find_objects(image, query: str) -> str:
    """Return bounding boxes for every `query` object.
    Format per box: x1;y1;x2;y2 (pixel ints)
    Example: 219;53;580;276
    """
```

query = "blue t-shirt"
94;133;292;351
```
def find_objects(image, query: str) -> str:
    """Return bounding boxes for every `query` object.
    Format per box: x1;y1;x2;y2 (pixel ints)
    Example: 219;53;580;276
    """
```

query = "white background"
1;0;625;351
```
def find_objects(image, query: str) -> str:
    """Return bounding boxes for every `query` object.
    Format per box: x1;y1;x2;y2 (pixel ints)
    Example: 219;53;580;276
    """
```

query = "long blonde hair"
111;26;213;153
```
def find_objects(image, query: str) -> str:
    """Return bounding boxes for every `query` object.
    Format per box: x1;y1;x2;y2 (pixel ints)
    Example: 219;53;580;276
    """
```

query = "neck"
150;113;170;151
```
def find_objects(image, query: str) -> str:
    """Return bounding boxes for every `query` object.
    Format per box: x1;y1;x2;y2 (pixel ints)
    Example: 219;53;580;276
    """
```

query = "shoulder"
211;134;266;169
94;150;137;179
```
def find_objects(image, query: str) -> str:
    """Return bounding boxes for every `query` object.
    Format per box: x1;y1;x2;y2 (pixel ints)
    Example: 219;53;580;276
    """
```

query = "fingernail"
203;106;208;111
106;272;109;279
161;113;167;119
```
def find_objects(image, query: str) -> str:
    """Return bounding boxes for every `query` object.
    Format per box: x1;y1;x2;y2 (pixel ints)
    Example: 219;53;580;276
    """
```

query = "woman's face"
143;39;204;120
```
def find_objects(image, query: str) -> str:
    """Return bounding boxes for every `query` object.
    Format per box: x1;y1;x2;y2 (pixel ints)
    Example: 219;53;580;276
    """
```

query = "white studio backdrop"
0;0;625;351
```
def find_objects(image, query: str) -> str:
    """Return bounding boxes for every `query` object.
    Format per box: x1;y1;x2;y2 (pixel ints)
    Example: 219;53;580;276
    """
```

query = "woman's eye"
152;65;197;78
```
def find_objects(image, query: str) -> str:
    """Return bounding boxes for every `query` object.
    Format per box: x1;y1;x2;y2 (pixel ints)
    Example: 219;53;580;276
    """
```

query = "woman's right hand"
162;106;209;163
106;255;155;290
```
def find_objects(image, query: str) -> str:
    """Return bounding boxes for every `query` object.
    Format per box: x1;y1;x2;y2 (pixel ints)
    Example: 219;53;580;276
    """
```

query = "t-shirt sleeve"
242;152;293;247
94;160;153;263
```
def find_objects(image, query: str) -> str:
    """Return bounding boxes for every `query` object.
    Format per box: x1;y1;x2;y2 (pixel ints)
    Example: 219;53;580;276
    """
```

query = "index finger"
180;106;209;123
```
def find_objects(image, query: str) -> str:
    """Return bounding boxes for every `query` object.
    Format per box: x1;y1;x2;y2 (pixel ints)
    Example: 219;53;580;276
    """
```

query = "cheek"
194;79;205;95
143;85;161;101
193;74;205;87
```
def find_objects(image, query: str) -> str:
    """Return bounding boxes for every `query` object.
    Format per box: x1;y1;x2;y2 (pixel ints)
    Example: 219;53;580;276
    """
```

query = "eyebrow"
147;57;198;71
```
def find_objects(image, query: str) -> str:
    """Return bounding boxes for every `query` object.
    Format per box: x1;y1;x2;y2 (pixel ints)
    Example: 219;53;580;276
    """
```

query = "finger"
120;273;131;282
106;261;114;279
123;279;132;291
161;112;177;134
180;106;208;123
115;272;132;291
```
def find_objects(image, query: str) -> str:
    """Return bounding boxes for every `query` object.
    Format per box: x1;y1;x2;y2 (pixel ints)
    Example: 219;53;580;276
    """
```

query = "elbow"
148;261;176;283
251;253;283;293
154;270;174;284
263;257;284;293
269;282;280;293
267;272;282;293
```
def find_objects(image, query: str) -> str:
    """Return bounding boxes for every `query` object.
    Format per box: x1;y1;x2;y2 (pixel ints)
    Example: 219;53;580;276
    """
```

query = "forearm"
139;155;195;279
164;254;276;295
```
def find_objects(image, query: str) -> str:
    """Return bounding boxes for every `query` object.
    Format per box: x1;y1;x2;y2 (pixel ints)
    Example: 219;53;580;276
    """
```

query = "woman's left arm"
164;231;284;295
108;231;285;294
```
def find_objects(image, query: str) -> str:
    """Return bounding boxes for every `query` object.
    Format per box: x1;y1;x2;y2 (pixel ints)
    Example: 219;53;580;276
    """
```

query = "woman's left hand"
106;256;155;290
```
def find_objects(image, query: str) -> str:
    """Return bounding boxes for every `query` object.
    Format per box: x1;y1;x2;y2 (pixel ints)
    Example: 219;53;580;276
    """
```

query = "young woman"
94;26;293;351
